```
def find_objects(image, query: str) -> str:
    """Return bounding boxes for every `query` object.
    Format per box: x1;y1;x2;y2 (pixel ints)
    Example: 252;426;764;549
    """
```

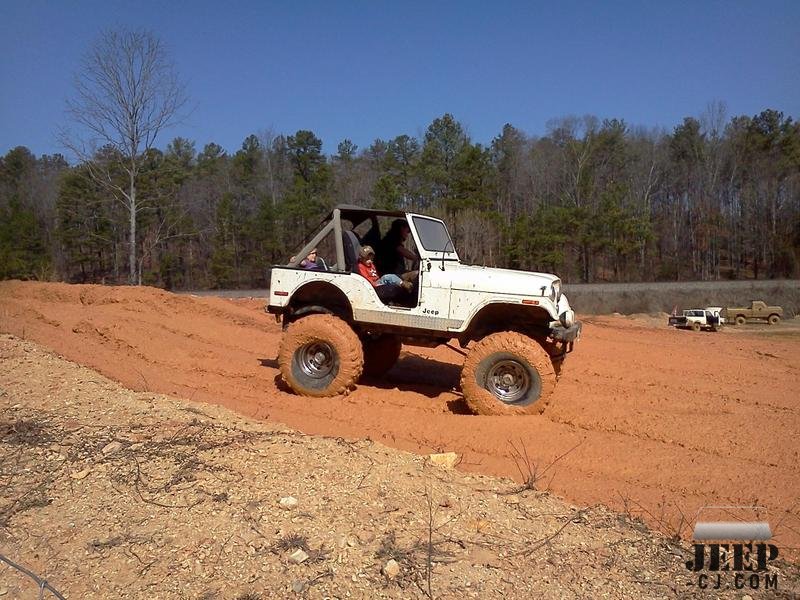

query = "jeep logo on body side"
422;308;440;315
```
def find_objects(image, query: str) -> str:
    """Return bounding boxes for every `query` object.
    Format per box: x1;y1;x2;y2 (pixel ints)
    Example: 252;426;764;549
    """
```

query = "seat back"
361;222;382;252
342;229;361;273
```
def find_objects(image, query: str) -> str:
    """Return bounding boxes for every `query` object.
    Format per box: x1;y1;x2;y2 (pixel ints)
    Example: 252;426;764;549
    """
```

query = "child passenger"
357;246;412;291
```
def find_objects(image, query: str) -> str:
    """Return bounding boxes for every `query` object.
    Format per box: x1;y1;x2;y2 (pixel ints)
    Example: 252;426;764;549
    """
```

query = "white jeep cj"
267;205;581;415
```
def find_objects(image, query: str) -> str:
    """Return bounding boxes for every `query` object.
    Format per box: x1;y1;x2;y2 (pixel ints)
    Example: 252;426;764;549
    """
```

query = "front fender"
456;296;561;333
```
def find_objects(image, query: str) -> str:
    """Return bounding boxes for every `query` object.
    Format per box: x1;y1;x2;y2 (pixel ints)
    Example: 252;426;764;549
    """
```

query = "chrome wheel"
486;359;531;404
298;342;335;379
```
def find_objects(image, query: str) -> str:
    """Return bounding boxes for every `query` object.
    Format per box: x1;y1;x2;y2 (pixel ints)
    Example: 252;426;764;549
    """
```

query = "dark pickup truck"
723;301;783;325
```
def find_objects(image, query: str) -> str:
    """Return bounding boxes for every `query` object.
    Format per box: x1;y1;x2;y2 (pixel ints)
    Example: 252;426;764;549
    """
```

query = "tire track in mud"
2;281;799;549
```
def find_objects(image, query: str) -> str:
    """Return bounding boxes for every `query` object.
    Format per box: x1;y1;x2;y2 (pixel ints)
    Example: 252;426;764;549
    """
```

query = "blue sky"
1;1;799;159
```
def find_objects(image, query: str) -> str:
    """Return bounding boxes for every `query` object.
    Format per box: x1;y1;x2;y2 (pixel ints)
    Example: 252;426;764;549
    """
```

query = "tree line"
2;108;799;288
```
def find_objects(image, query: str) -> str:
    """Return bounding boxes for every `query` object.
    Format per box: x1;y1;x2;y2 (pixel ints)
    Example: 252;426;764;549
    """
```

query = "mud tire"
691;321;702;332
461;331;556;416
768;314;780;325
362;335;402;378
538;338;566;380
735;315;746;326
278;314;363;397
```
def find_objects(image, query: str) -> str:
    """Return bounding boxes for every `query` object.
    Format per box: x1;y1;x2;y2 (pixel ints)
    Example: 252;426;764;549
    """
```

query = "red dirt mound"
2;281;798;550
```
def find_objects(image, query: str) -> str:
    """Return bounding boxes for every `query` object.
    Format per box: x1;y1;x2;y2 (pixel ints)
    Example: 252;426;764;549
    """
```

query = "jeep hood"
445;264;558;296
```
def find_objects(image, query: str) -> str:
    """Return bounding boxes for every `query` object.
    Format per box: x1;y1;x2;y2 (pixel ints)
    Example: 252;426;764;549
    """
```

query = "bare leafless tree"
61;28;187;284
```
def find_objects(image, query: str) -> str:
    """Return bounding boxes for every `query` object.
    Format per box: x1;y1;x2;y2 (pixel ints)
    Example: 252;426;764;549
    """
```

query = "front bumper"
266;304;286;315
551;320;582;344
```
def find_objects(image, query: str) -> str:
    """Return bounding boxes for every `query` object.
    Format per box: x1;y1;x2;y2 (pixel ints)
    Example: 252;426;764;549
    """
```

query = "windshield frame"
408;214;460;261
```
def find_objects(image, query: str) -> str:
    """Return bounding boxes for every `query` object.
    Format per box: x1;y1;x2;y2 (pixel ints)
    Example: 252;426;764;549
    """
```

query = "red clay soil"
2;281;799;550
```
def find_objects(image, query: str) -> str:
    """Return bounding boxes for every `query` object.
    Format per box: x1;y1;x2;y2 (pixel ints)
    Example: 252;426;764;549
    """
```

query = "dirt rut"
1;281;798;550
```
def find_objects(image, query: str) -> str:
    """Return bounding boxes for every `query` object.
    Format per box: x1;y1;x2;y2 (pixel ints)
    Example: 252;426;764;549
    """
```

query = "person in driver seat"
376;219;417;276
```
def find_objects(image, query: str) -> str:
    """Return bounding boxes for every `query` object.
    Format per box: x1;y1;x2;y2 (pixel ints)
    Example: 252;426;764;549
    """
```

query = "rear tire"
278;314;363;397
735;315;746;326
691;321;701;332
362;335;402;378
768;314;780;325
461;331;556;416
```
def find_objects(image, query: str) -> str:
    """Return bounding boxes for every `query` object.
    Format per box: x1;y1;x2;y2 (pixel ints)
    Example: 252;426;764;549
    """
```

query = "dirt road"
2;281;798;549
4;335;717;599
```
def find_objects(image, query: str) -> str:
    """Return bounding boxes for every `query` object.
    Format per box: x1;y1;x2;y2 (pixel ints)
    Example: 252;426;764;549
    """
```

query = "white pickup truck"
668;307;725;332
266;205;581;415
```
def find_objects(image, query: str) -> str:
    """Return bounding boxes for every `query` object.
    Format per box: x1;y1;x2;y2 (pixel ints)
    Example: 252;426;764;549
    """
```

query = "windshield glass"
411;216;455;253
